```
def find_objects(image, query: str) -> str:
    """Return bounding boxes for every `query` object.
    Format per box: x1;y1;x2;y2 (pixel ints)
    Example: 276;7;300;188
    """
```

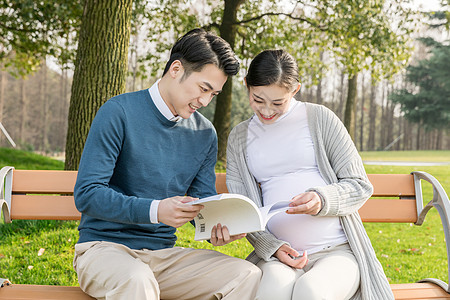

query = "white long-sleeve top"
247;100;347;254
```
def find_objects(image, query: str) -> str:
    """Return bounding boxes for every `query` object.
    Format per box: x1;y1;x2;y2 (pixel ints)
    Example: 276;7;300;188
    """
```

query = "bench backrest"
4;170;420;223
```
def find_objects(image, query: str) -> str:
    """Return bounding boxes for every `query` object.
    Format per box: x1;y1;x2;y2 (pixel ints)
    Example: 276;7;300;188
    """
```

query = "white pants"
255;243;360;300
73;241;261;300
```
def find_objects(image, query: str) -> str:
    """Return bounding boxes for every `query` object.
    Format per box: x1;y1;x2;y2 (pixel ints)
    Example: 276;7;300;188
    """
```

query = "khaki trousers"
255;243;360;300
74;241;261;300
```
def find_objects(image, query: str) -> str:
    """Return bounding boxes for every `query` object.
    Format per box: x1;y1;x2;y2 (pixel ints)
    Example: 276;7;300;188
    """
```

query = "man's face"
165;63;227;119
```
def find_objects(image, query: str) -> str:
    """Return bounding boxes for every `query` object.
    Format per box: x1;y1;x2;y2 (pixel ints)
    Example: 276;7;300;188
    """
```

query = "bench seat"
1;167;449;299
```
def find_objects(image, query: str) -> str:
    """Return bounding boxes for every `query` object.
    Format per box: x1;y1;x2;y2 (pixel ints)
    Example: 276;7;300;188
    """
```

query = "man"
73;28;261;300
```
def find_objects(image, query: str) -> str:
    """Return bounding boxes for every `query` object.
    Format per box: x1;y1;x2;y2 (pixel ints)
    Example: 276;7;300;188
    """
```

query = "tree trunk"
416;123;421;150
338;70;346;120
379;82;386;149
344;74;358;140
20;78;27;144
40;59;49;152
435;129;442;150
214;0;244;162
316;51;324;105
359;73;365;151
316;78;323;105
65;0;133;170
367;78;377;150
385;85;395;150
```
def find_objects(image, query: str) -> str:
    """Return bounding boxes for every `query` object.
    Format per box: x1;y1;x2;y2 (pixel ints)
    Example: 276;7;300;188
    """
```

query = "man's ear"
168;60;184;79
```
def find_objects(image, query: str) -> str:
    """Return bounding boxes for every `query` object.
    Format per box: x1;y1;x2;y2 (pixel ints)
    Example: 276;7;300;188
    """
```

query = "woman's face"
247;83;300;125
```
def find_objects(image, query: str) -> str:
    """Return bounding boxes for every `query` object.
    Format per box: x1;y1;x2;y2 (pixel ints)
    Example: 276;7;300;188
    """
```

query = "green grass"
0;147;65;170
0;148;449;286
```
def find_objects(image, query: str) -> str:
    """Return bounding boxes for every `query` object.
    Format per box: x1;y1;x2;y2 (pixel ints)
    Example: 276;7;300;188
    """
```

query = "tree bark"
65;0;133;170
214;0;244;162
344;74;358;140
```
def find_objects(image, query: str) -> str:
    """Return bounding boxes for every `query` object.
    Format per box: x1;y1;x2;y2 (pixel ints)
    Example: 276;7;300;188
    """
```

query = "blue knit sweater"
74;89;217;250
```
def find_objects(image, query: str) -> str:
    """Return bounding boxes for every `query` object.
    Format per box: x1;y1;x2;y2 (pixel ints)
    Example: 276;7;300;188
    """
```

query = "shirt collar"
149;79;182;122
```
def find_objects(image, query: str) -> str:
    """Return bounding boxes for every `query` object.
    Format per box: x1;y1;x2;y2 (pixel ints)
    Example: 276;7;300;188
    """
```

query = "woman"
226;49;393;300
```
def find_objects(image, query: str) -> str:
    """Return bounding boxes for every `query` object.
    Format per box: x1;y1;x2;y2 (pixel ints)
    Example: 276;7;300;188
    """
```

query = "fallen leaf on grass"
399;248;423;255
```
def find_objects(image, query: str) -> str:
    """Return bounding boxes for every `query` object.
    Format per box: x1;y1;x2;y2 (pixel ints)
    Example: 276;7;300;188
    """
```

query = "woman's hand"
274;244;308;269
287;192;322;215
210;223;247;246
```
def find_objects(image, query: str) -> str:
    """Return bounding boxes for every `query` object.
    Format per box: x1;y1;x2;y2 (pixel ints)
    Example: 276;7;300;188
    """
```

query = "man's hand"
210;223;246;246
274;244;308;269
158;196;203;228
287;192;322;215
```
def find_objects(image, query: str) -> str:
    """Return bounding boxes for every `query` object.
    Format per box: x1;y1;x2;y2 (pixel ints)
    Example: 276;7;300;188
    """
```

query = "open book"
191;193;290;241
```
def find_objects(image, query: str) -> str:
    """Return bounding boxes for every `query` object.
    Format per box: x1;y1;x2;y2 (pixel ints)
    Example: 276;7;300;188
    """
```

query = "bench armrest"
413;171;450;293
0;166;14;223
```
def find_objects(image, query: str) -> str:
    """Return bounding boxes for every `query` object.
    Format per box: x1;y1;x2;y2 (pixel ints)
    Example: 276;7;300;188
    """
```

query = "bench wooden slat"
0;285;94;300
391;283;450;299
11;195;80;220
359;198;417;223
368;174;415;197
12;170;77;194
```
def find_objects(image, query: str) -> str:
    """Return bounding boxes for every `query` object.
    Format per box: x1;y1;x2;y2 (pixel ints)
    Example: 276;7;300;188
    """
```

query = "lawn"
0;148;449;286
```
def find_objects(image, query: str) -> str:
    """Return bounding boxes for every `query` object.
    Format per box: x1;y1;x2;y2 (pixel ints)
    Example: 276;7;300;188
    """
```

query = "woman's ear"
292;83;301;96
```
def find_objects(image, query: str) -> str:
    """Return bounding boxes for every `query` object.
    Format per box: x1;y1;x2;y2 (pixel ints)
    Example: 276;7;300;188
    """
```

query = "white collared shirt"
147;80;182;223
149;80;182;123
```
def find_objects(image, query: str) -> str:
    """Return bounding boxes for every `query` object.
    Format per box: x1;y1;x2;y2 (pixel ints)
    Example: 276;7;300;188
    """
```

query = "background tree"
390;38;450;133
145;0;414;160
64;0;133;170
0;0;81;76
326;0;413;139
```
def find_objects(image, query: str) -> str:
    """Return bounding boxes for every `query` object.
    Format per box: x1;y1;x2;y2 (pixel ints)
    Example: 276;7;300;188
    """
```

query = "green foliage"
0;0;82;76
141;0;414;83
322;0;414;79
390;40;450;130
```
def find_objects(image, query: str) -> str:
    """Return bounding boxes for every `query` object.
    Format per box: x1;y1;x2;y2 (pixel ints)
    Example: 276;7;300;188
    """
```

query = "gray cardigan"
226;102;394;300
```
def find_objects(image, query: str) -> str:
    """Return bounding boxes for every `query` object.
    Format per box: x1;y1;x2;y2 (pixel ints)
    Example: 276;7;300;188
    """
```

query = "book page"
192;194;264;241
259;201;291;227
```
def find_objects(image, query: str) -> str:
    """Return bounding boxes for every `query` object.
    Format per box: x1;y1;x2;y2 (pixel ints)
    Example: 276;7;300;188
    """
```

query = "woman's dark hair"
162;28;239;79
245;50;299;92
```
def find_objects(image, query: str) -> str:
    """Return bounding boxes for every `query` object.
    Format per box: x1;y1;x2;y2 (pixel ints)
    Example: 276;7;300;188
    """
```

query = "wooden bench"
0;166;449;299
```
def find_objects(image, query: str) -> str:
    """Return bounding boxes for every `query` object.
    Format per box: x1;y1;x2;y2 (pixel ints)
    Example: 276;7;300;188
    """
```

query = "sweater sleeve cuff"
150;200;160;223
